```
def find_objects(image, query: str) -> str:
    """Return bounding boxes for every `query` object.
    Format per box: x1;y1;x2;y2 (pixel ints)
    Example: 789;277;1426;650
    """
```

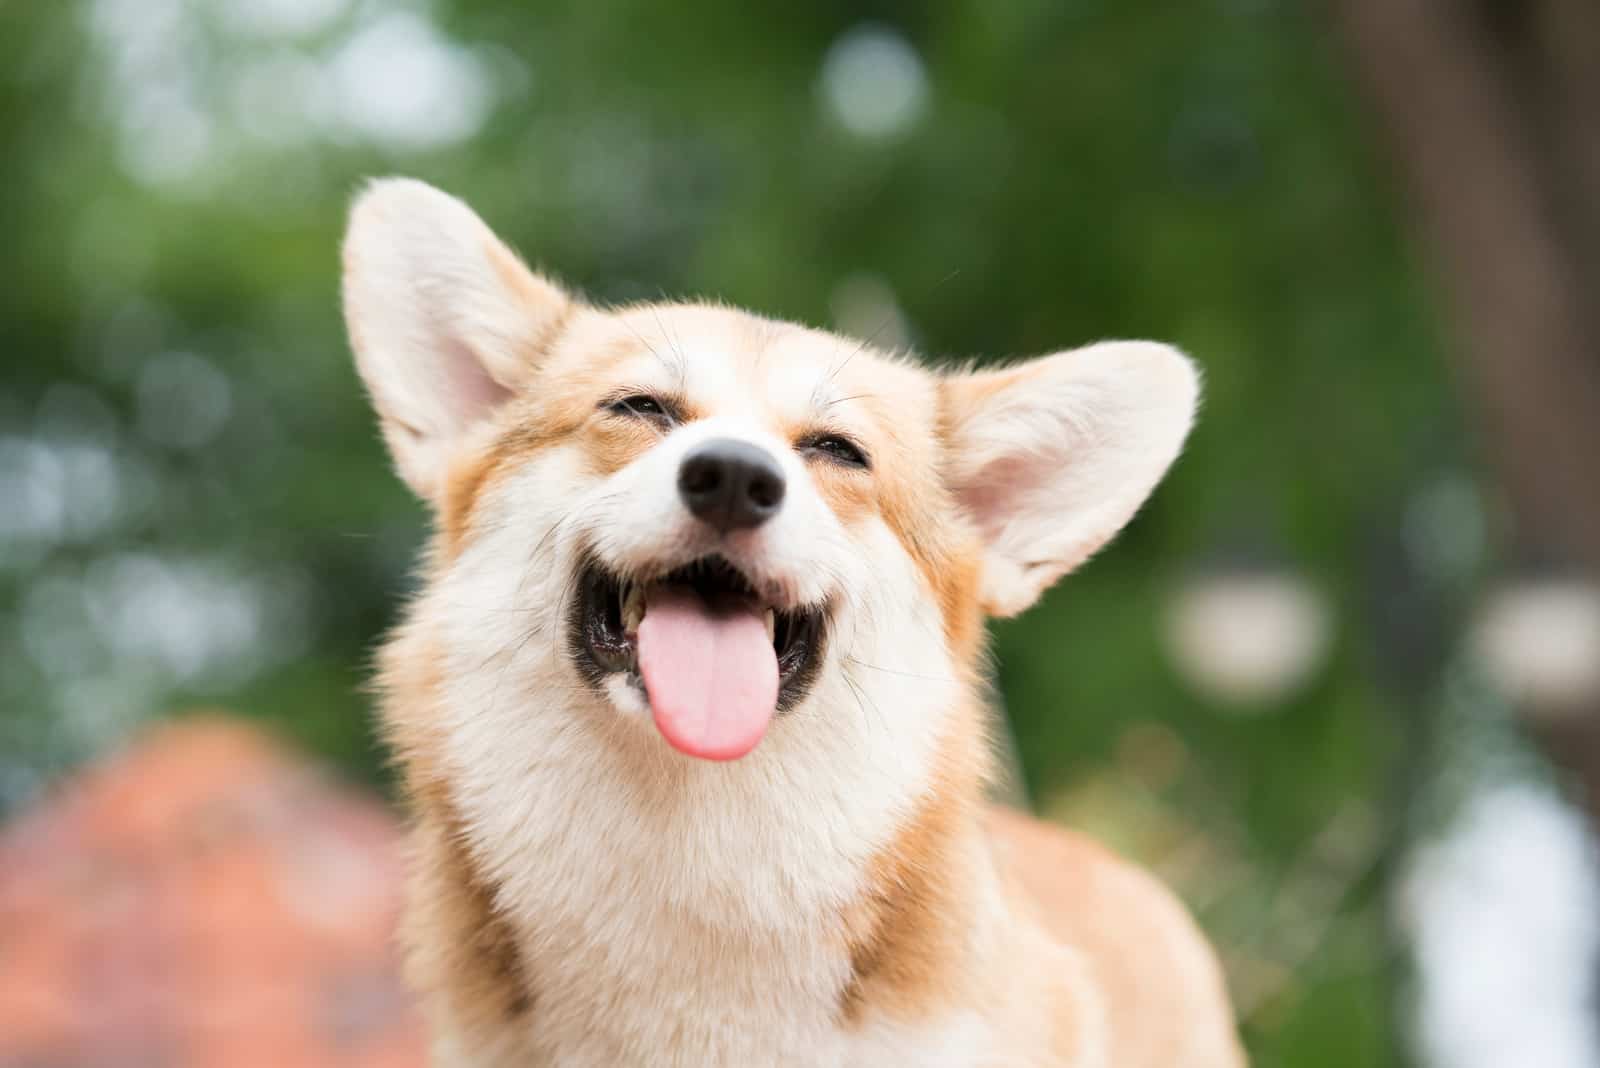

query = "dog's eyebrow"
650;345;685;392
808;378;880;417
618;317;687;393
809;324;879;415
807;360;856;415
649;308;689;393
806;378;838;416
821;392;878;410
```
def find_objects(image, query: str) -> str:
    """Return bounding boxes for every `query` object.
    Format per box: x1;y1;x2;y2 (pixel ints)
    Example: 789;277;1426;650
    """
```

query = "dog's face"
456;302;967;762
343;179;1197;769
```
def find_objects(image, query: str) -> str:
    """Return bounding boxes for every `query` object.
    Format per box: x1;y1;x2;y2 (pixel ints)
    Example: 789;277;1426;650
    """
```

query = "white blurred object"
819;24;929;140
829;274;912;352
1472;580;1600;715
136;351;233;450
1404;473;1488;586
0;436;127;554
1401;782;1600;1068
1163;570;1333;707
218;0;348;39
325;12;495;149
89;0;215;187
89;0;497;186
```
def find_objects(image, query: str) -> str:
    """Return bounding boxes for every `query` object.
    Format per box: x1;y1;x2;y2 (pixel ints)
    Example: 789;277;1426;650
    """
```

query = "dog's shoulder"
984;804;1247;1068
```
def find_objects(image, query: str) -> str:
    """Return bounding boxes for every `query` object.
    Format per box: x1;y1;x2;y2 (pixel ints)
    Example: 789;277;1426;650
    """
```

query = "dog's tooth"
763;608;776;642
622;583;645;633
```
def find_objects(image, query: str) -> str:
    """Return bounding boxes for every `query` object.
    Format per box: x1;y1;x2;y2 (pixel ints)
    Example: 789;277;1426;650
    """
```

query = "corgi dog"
341;178;1245;1067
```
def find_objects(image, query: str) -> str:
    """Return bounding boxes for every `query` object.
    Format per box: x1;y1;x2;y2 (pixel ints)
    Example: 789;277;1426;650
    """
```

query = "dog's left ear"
942;341;1199;617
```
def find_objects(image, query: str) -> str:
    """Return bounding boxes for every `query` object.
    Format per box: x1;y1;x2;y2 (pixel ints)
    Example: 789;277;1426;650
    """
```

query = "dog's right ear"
341;178;571;503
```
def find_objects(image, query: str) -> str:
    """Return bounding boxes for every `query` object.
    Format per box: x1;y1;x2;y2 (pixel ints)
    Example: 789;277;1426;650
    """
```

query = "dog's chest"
450;743;985;1066
505;913;988;1068
511;908;848;1066
477;781;854;1063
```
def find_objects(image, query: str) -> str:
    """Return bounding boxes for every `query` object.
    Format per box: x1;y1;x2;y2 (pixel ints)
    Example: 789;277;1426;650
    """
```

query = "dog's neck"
412;654;998;1061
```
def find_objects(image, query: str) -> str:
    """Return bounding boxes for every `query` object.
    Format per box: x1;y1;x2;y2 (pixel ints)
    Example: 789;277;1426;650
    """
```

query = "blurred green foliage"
0;2;1475;1064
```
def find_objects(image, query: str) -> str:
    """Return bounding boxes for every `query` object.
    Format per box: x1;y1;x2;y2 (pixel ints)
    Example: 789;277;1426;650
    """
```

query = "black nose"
677;438;786;532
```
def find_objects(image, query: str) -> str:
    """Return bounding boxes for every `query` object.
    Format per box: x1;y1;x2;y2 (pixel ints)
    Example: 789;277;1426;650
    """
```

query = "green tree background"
3;3;1555;1065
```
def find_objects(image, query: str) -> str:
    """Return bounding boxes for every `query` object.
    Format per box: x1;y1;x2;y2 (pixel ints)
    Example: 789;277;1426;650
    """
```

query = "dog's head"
343;179;1196;769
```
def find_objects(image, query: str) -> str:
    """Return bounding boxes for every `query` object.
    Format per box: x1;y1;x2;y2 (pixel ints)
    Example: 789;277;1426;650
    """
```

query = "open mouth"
570;556;827;754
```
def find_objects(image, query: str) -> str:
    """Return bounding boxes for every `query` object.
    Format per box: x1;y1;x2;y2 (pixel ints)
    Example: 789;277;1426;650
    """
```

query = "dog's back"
988;806;1245;1066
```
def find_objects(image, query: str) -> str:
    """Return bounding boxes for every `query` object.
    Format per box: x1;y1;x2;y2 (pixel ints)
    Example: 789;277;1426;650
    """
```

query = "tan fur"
838;692;988;1024
342;178;1245;1067
986;807;1246;1067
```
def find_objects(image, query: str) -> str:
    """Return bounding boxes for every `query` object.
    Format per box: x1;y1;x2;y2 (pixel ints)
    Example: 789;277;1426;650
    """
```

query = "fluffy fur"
342;178;1245;1067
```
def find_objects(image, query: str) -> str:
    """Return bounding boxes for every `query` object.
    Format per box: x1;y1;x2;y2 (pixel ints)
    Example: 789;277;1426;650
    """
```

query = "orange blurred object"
0;718;426;1068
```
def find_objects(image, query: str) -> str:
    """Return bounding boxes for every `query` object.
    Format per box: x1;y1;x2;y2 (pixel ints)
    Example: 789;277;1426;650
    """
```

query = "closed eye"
604;392;678;425
798;433;871;470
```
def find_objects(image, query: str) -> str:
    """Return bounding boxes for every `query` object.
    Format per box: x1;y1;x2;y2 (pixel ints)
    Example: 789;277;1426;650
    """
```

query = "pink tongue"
636;586;778;761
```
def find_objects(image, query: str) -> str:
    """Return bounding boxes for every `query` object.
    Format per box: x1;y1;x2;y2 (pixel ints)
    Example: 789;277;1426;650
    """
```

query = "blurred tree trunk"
1332;0;1600;810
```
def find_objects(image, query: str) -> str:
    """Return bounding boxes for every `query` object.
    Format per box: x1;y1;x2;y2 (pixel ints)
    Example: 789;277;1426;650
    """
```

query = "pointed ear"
942;341;1199;617
341;178;572;502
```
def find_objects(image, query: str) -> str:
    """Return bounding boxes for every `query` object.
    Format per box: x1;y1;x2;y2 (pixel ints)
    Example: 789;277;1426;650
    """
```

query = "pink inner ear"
439;336;514;431
957;454;1042;543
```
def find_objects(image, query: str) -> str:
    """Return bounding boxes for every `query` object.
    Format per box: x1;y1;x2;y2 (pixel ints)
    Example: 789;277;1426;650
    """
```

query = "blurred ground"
0;718;423;1068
